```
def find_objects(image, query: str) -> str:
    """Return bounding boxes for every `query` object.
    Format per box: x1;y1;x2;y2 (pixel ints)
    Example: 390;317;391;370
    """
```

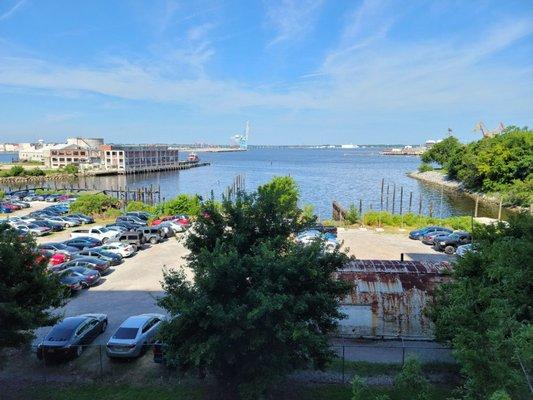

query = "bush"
62;164;79;174
488;390;512;400
345;204;359;225
351;375;370;400
9;165;25;176
70;193;120;216
501;178;533;207
25;168;45;176
418;163;434;173
362;211;473;230
156;194;201;216
394;358;429;399
300;204;317;225
0;189;4;199
125;201;156;214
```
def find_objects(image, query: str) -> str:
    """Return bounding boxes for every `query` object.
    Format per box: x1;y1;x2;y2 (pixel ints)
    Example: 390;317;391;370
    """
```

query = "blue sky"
0;0;532;145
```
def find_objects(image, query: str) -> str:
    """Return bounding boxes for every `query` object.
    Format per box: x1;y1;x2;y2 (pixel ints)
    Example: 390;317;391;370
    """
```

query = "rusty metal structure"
335;260;452;340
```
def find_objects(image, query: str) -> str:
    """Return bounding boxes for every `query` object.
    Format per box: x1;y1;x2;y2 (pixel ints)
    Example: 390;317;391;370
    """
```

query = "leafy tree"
418;162;434;173
69;193;120;216
299;203;317;225
345;204;359;225
430;214;532;399
421;136;463;167
351;375;371;400
63;164;79;174
157;177;351;399
156;194;201;216
0;224;66;355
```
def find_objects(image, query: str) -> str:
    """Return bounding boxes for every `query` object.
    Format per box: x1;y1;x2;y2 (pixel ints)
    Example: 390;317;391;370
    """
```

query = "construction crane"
231;122;250;150
473;121;505;138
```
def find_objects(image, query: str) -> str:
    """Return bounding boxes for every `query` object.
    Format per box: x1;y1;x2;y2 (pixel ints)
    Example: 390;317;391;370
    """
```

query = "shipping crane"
473;121;505;138
231;121;250;150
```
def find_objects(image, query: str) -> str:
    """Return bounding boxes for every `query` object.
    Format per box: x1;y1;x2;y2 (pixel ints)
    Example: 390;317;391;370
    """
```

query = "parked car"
0;204;13;213
96;242;136;258
296;229;338;252
70;226;119;243
38;242;80;256
63;237;103;250
309;223;338;235
63;267;101;287
68;213;94;224
456;243;475;257
126;211;152;221
421;229;454;245
113;231;144;251
105;224;128;234
36;314;108;362
116;215;147;225
77;249;122;266
12;223;51;236
57;270;84;293
433;231;472;254
136;227;164;244
70;257;111;274
409;226;451;240
11;200;30;208
106;314;165;358
32;219;64;232
46;216;80;228
48;252;71;267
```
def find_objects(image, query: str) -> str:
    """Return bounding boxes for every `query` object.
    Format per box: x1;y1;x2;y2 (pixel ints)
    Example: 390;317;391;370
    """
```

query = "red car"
4;203;21;211
48;252;70;267
151;216;174;226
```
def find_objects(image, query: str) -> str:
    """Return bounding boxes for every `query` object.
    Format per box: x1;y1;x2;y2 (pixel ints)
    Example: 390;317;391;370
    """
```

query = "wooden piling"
399;186;403;215
408;192;413;213
418;193;422;215
386;184;390;211
380;178;384;211
392;184;396;214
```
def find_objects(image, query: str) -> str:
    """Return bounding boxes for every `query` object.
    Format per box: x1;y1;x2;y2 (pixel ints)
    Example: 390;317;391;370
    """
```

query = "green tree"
0;224;66;355
351;375;371;400
429;214;532;399
69;193;120;216
345;204;359;225
125;201;156;214
63;164;79;174
394;358;430;399
421;136;463;167
157;177;351;399
156;194;201;216
299;203;317;225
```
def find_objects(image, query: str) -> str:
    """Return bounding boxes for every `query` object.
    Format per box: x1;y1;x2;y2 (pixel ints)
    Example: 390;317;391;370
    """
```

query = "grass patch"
328;359;459;376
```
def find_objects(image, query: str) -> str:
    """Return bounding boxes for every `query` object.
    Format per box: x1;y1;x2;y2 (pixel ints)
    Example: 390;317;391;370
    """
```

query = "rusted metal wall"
336;260;452;339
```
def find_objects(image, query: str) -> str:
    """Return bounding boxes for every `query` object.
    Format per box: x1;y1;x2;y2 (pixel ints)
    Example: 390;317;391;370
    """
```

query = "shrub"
63;164;79;174
361;211;473;230
488;390;512;400
394;358;429;399
157;194;201;216
418;163;434;173
501;178;533;207
344;204;359;225
300;204;317;225
351;375;370;400
25;168;45;176
125;201;156;214
70;193;120;216
9;165;25;176
0;189;4;199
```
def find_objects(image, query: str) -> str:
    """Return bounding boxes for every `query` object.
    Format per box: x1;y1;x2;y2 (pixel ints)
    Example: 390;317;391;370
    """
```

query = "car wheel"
101;320;108;333
76;345;83;358
150;237;158;244
65;223;71;228
81;282;88;289
102;237;108;244
444;245;455;255
132;245;138;252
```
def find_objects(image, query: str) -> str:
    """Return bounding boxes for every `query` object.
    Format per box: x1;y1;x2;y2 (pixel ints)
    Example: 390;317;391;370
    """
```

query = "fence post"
401;338;405;366
342;345;345;383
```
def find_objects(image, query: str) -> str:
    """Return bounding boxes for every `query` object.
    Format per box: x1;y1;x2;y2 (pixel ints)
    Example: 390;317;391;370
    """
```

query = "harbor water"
0;148;504;219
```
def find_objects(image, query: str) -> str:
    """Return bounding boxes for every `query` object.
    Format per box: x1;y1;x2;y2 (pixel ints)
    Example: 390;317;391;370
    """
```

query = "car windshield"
99;227;109;232
113;327;138;339
47;326;74;341
449;233;459;240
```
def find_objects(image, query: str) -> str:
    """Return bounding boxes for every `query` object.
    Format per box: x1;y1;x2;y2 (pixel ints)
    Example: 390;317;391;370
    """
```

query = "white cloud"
44;112;82;123
265;0;324;46
0;0;26;21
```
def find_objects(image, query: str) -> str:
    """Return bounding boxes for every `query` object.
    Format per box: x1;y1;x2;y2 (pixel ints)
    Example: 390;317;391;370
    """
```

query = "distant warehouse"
336;260;452;339
101;144;180;174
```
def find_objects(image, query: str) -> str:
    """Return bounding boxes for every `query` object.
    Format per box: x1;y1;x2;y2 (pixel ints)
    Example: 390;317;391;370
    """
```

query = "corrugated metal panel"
336;260;452;339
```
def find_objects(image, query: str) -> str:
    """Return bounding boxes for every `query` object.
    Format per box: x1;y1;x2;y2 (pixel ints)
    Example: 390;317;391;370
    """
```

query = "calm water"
1;149;503;219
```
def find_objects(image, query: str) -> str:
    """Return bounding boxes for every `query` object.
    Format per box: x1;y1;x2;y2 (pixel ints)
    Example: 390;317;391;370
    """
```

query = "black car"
77;249;122;266
126;211;152;221
116;215;147;226
55;257;110;275
63;237;102;250
37;314;108;362
309;223;338;236
57;270;84;293
433;231;472;254
32;220;64;232
68;213;95;224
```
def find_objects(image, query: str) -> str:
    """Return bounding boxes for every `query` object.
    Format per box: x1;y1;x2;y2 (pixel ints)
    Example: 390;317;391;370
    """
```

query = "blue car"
409;226;450;240
0;205;12;214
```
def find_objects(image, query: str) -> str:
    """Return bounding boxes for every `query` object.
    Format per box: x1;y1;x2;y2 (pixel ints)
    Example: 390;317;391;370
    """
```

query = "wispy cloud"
44;112;82;123
0;0;26;21
265;0;324;46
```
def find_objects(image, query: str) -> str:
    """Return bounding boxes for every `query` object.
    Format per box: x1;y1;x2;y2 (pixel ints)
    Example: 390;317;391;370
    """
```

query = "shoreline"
407;170;518;212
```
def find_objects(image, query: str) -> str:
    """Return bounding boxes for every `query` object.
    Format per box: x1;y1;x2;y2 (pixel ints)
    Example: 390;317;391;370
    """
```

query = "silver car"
106;313;165;358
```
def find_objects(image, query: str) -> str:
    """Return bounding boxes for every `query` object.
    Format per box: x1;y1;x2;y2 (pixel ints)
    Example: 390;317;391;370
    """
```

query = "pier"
85;161;210;176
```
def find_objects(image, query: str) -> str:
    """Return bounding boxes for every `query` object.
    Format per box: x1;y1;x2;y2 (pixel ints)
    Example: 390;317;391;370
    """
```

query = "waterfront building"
100;144;180;173
0;143;19;152
18;142;55;162
43;144;100;169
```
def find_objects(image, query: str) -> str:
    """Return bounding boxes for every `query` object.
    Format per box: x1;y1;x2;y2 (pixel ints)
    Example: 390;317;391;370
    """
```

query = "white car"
96;242;135;258
106;313;165;358
70;226;119;243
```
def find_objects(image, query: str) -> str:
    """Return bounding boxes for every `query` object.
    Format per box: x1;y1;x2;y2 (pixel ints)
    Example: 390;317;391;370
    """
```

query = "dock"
85;161;210;176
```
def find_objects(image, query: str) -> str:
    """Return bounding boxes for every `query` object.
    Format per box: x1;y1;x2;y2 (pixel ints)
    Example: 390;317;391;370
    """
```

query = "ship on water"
341;144;359;149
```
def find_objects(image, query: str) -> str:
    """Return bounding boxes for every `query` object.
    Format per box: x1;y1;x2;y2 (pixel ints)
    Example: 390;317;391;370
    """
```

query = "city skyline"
0;0;532;145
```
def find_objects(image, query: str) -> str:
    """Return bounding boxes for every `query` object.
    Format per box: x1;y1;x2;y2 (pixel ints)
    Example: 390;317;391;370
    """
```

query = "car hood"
107;338;137;346
40;339;70;348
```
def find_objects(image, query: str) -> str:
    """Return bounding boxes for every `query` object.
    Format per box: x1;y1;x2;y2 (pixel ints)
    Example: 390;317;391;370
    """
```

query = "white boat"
341;144;359;149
